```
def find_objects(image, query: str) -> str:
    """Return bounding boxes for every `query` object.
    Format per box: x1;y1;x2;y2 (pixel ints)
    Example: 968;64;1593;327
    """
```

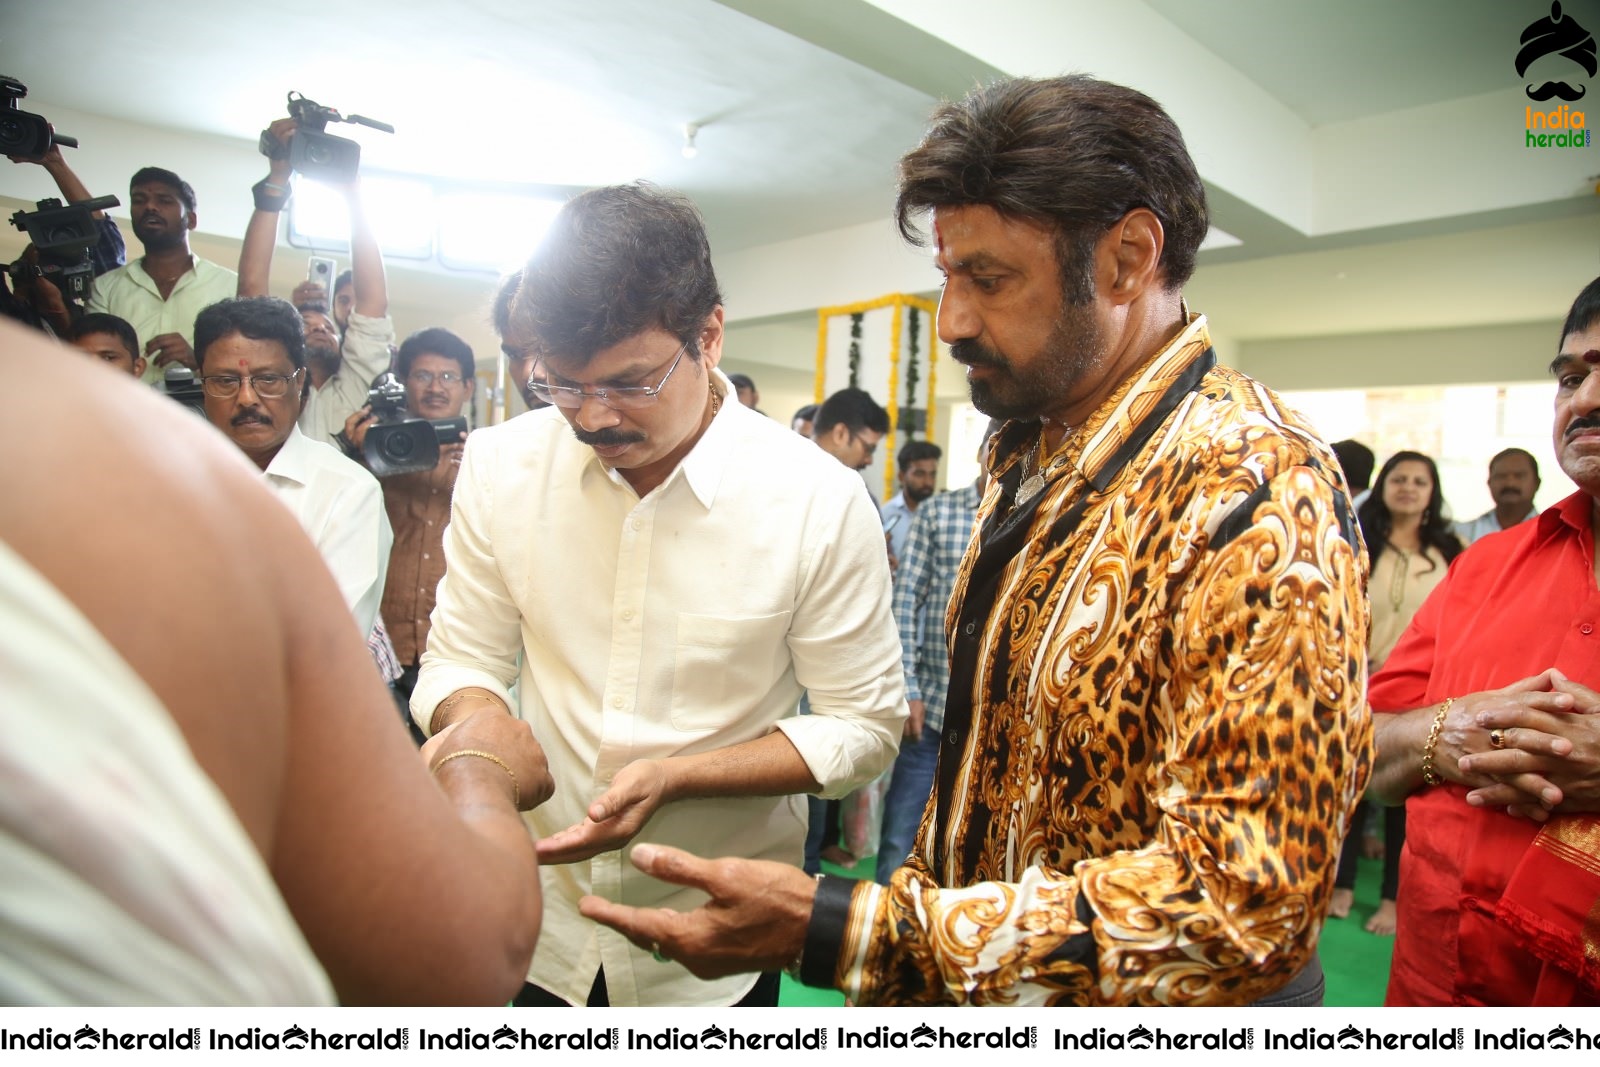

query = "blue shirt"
891;483;982;734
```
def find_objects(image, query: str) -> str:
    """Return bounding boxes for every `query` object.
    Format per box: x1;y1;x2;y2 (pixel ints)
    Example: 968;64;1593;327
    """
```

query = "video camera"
9;194;120;304
259;91;393;183
0;76;77;159
362;372;467;477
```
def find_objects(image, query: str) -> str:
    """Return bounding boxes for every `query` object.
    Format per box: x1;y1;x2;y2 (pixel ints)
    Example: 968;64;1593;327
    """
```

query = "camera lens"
382;430;416;460
307;142;331;165
0;116;24;150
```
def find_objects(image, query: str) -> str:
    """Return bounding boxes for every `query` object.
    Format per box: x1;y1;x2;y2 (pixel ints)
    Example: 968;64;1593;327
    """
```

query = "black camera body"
161;366;207;416
259;91;393;184
8;194;121;304
0;76;77;159
362;373;467;477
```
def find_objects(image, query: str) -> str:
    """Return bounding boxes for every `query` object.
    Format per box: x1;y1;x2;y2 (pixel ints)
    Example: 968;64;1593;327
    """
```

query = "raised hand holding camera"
258;92;392;185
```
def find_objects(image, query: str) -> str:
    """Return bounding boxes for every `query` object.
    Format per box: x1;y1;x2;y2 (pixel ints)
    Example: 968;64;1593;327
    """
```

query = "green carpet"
779;852;1395;1006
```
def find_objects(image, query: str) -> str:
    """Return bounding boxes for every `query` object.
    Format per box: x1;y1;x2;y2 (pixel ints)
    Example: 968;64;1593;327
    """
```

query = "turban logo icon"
1517;2;1597;101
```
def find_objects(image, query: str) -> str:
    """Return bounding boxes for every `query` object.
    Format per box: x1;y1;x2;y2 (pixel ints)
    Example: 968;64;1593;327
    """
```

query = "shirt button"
964;622;976;636
631;519;642;531
422;553;430;560
611;696;624;708
946;730;958;745
622;609;634;621
1584;623;1594;635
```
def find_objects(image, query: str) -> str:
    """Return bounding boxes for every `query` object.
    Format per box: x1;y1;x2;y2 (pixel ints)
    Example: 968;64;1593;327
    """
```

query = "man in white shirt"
193;296;391;635
1454;447;1542;545
86;167;237;385
413;184;905;1008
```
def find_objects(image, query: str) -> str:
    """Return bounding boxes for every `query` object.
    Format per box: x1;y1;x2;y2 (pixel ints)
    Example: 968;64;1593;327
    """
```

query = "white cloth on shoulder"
0;538;334;1006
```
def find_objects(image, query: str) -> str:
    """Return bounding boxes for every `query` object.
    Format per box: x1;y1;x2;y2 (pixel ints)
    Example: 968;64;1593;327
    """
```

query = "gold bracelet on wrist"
1420;697;1453;786
430;689;480;734
431;748;519;807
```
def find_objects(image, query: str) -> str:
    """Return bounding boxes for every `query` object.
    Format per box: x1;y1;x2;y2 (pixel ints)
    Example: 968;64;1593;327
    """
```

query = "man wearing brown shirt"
344;327;475;699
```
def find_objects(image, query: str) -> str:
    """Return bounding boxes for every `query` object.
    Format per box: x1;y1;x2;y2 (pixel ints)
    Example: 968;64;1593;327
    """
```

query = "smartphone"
306;255;336;294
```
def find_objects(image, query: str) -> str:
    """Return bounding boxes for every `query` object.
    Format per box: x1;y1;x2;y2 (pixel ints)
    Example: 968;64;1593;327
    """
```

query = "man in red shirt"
1369;275;1600;1005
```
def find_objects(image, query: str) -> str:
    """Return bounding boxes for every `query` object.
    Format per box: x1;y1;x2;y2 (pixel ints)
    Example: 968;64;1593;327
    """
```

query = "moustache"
1565;414;1600;439
231;411;272;427
1526;81;1587;102
949;339;1007;369
574;427;645;448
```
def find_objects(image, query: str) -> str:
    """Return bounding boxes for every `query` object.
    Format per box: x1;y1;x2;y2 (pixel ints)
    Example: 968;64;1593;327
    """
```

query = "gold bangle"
432;748;519;807
1420;697;1453;786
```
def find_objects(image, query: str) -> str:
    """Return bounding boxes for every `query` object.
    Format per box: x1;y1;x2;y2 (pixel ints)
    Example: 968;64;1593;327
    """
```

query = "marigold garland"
813;293;939;500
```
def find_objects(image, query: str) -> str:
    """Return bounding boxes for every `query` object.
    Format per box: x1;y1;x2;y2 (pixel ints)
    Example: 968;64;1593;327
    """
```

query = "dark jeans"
1248;952;1325;1007
514;969;780;1007
394;663;428;747
803;796;842;875
875;729;939;884
1334;799;1404;901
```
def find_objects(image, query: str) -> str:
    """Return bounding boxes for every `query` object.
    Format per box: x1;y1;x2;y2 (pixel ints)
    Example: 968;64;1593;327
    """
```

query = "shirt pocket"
670;611;793;732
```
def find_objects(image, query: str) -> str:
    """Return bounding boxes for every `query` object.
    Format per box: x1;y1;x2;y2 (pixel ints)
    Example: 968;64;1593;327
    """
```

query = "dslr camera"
259;91;393;183
362;372;467;477
0;76;77;159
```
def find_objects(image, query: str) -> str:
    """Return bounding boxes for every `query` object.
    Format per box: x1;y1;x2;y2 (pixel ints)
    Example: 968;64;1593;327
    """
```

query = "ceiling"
2;0;1597;346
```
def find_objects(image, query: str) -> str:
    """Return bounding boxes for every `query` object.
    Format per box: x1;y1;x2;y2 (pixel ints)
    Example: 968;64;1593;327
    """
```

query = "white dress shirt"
297;311;395;450
414;375;906;1006
85;256;238;386
262;426;392;636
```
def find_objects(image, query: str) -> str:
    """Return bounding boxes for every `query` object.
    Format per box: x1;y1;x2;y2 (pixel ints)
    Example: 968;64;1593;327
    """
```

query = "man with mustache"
1455;448;1542;545
1369;276;1600;1006
583;75;1370;1007
85;167;236;385
413;183;905;1007
1518;1;1596;102
238;118;396;451
880;440;942;567
341;328;475;707
194;296;391;637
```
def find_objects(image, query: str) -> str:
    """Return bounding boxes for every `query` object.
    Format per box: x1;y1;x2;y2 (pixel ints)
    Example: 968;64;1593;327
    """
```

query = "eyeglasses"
199;368;304;399
528;340;688;411
407;370;465;387
850;430;879;459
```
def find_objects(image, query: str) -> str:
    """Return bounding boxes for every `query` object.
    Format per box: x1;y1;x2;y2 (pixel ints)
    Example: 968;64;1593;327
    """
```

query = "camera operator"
339;327;472;700
2;244;72;336
66;312;145;378
86;167;237;384
193;296;391;640
239;117;394;451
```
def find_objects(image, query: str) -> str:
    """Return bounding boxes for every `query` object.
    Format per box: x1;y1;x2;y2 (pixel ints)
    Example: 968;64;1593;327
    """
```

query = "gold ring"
651;941;667;963
1490;728;1508;749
